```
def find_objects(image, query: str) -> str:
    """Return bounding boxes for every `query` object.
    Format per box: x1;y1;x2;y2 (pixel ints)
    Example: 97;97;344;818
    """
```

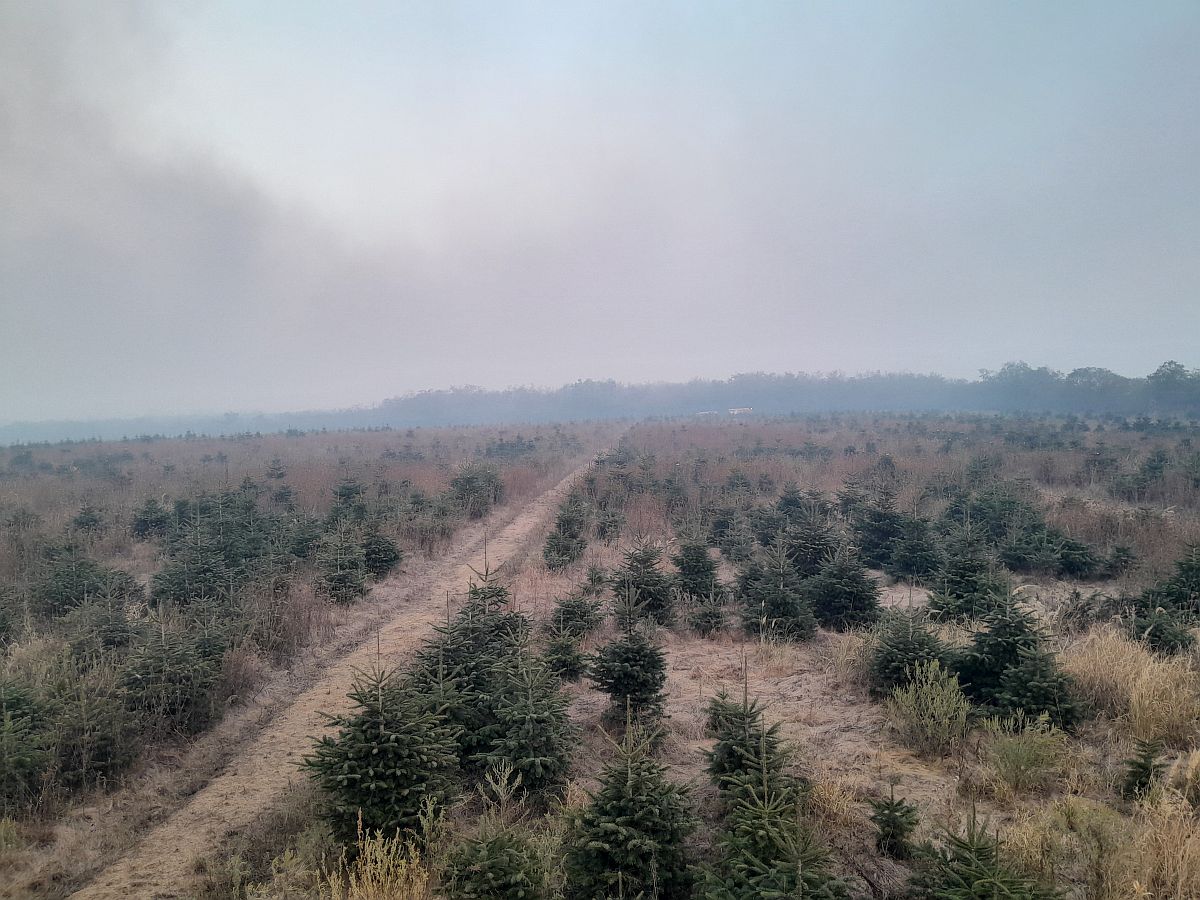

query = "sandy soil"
65;460;592;900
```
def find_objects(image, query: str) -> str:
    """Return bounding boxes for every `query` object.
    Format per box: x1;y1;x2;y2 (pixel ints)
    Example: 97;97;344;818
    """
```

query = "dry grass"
320;829;432;900
1061;626;1200;747
1126;790;1200;899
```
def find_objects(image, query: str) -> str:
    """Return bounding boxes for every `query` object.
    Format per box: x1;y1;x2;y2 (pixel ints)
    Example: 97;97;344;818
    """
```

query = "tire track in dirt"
69;460;591;900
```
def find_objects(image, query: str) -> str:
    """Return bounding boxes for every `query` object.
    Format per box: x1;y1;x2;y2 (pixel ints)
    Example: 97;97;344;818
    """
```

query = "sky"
2;1;1198;423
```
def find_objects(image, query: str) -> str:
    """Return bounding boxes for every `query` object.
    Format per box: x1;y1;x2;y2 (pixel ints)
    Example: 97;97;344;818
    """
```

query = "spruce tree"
705;692;793;803
360;527;402;578
885;516;943;582
303;669;459;841
476;656;577;795
611;541;676;625
589;624;668;723
1121;739;1166;800
994;648;1081;730
740;542;817;641
701;777;849;899
906;815;1058;899
543;621;587;682
780;519;840;578
317;526;368;603
443;825;546;900
954;600;1044;706
869;611;950;695
673;543;721;601
868;786;919;859
564;729;696;899
805;553;881;631
850;489;906;569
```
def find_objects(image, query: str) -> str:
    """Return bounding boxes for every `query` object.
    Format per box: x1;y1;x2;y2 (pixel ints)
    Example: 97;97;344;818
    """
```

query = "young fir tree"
563;728;696;899
360;527;402;578
779;519;840;578
906;815;1058;900
869;611;951;695
740;542;818;642
689;592;727;637
443;825;546;900
475;655;577;795
850;488;906;569
409;577;530;766
543;620;587;682
953;600;1044;706
868;786;919;859
589;621;668;723
303;669;459;841
546;592;604;640
928;539;1009;621
705;691;792;803
885;516;943;582
1121;739;1166;800
611;541;676;625
701;773;849;899
672;542;722;601
805;553;881;631
317;525;368;603
994;648;1081;730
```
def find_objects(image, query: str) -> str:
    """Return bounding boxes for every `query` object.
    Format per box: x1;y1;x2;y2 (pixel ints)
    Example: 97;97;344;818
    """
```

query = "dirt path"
68;461;589;900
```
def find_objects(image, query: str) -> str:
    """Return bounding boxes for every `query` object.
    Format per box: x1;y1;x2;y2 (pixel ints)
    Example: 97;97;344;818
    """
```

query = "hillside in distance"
3;360;1199;444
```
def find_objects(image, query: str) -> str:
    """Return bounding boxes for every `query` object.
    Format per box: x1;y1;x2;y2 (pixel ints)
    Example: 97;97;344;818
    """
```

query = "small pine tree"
1121;739;1166;800
673;543;721;601
929;540;1009;621
994;648;1081;730
689;592;726;637
805;553;881;631
476;656;577;795
954;600;1044;706
546;593;603;640
443;825;546;900
885;516;943;582
701;776;849;899
868;786;919;859
906;815;1058;899
0;681;48;809
563;729;696;899
740;542;817;641
303;669;459;841
869;611;950;695
543;622;586;682
705;693;793;803
317;526;368;603
589;626;668;723
121;629;220;734
360;528;402;578
611;541;676;625
1130;607;1196;654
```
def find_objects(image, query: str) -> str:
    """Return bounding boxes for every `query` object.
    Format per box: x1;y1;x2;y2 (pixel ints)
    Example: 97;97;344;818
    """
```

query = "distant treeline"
4;361;1198;444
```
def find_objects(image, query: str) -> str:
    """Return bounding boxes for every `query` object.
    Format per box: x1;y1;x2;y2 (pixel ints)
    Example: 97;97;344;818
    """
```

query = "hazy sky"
2;1;1198;422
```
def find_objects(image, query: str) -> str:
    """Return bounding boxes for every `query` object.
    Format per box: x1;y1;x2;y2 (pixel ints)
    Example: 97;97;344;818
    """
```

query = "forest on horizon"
3;360;1198;445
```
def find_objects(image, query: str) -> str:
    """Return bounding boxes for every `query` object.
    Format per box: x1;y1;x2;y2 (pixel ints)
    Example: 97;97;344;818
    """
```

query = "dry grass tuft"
321;826;432;900
1126;790;1200;899
814;629;874;689
1061;626;1200;747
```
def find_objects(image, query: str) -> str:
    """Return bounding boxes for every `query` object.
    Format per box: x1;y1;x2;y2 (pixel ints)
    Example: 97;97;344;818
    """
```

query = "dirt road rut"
70;462;588;900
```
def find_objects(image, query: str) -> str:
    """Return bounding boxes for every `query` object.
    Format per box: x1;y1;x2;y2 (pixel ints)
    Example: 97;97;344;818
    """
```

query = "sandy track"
69;461;589;900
